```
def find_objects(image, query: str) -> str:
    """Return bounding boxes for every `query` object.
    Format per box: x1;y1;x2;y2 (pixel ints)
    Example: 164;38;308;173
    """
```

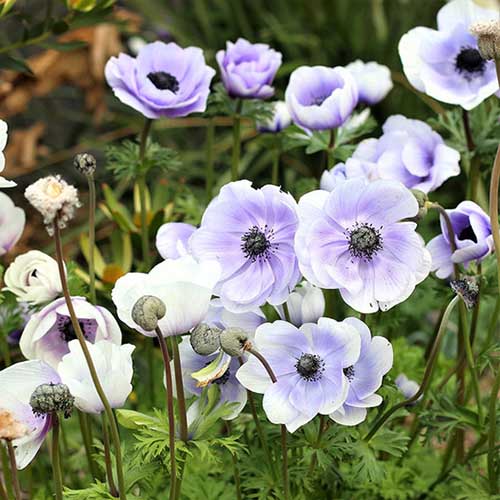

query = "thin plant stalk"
206;118;215;202
155;328;177;500
101;413;119;498
87;173;97;304
489;146;500;290
53;219;127;500
6;440;21;500
51;414;63;500
365;295;459;441
462;109;481;203
168;338;188;442
78;411;99;480
0;446;12;499
0;475;7;500
231;100;243;181
246;348;289;500
138;118;153;269
488;364;500;494
225;421;242;500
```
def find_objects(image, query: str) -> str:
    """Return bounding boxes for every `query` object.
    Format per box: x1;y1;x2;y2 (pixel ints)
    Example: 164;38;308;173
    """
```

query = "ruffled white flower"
24;176;81;235
112;255;221;337
0;192;25;256
3;250;63;305
0;120;15;188
346;60;393;105
275;281;325;327
58;340;135;414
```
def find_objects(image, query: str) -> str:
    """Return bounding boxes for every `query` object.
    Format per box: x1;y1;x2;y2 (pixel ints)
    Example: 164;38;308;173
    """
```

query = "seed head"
30;383;74;418
219;327;250;357
470;20;500;60
131;295;166;331
190;323;222;355
73;153;97;176
450;278;479;310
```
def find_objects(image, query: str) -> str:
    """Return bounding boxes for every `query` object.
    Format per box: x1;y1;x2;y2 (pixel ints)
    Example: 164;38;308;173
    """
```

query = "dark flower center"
56;314;95;343
455;47;486;77
241;225;278;262
457;225;477;243
343;366;355;382
347;222;383;261
295;353;324;382
147;71;180;93
312;94;330;106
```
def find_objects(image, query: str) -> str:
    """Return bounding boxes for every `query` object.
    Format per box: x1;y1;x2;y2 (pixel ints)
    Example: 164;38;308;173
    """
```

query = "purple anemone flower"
329;318;392;426
320;163;348;191
105;41;215;119
399;0;499;110
285;65;358;131
190;180;300;312
216;38;282;99
156;222;196;260
20;296;122;369
427;201;494;279
295;178;431;314
0;360;60;469
236;318;361;432
346;60;393;105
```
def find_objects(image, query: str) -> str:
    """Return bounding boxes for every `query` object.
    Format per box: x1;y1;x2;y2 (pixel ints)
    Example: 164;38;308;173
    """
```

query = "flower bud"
450;278;479;310
470;20;500;60
190;323;222;355
131;295;166;331
30;383;74;418
219;327;250;357
73;153;97;176
410;189;429;220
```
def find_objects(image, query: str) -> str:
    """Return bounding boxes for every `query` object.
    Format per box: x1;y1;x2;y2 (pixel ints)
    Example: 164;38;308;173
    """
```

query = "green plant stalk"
138;118;153;269
489;145;500;292
0;446;13;499
231;100;243;181
169;338;188;442
225;421;242;500
155;329;177;500
206;118;215;202
488;363;500;494
101;413;119;498
364;295;459;441
462;109;482;204
87;174;97;304
53;219;127;500
308;414;327;474
78;411;99;480
174;456;186;500
247;348;289;500
271;146;280;186
51;414;63;500
6;440;21;500
0;474;7;500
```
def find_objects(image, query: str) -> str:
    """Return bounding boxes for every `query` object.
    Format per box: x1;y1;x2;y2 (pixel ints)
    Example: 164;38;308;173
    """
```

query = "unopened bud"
30;383;74;418
132;295;166;331
73;153;97;176
450;278;479;310
219;327;250;357
470;20;500;60
190;323;222;355
410;189;429;220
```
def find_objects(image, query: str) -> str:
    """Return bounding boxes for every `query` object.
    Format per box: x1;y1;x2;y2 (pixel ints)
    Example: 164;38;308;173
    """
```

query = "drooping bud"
219;327;251;357
30;383;74;418
132;295;166;331
450;278;479;310
73;153;97;176
190;323;222;355
470;20;500;60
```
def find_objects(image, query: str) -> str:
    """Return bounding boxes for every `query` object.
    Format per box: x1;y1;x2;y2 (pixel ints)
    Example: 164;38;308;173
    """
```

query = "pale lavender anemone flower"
330;318;393;426
427;201;494;279
275;281;325;327
399;0;499;110
236;318;361;432
285;65;358;131
321;115;460;194
20;296;122;369
156;222;196;260
0;192;25;256
0;360;60;469
105;41;215;119
216;38;282;99
395;373;421;401
320;163;348;191
190;180;300;312
295;178;431;314
346;60;393;105
256;101;292;133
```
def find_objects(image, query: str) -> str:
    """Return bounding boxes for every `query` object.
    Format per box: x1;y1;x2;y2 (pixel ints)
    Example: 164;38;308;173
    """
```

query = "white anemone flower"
0;120;15;188
0;192;25;256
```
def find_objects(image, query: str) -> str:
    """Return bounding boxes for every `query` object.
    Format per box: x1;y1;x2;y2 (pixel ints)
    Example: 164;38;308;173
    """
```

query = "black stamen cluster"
295;353;325;382
455;47;486;78
347;222;383;261
241;225;278;262
147;71;180;93
343;365;355;382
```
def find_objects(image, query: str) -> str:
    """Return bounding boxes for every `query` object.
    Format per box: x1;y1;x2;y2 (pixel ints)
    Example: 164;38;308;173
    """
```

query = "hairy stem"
231;99;243;181
78;411;99;480
51;414;63;500
6;441;21;500
169;338;188;442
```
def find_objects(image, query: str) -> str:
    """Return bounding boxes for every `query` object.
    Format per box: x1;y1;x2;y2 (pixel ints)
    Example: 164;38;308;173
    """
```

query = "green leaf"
116;409;163;431
370;428;409;457
0;55;34;75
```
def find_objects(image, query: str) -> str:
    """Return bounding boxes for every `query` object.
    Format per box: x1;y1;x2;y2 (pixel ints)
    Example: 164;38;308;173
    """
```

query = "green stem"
365;296;459;441
174;455;186;500
6;441;21;500
51;414;63;500
0;446;13;499
488;364;500;494
308;414;327;475
78;411;99;480
169;338;188;442
155;329;177;500
146;341;156;408
138;118;153;270
206;119;215;202
0;474;7;500
271;147;280;186
462;109;480;203
87;174;97;304
489;146;500;292
231;100;242;181
101;413;119;498
225;422;242;500
482;295;500;353
53;220;127;500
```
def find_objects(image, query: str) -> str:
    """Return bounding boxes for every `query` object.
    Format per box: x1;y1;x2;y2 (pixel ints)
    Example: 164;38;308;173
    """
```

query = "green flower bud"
132;295;166;331
410;189;429;220
219;327;250;357
73;153;97;176
190;323;222;355
30;383;74;418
